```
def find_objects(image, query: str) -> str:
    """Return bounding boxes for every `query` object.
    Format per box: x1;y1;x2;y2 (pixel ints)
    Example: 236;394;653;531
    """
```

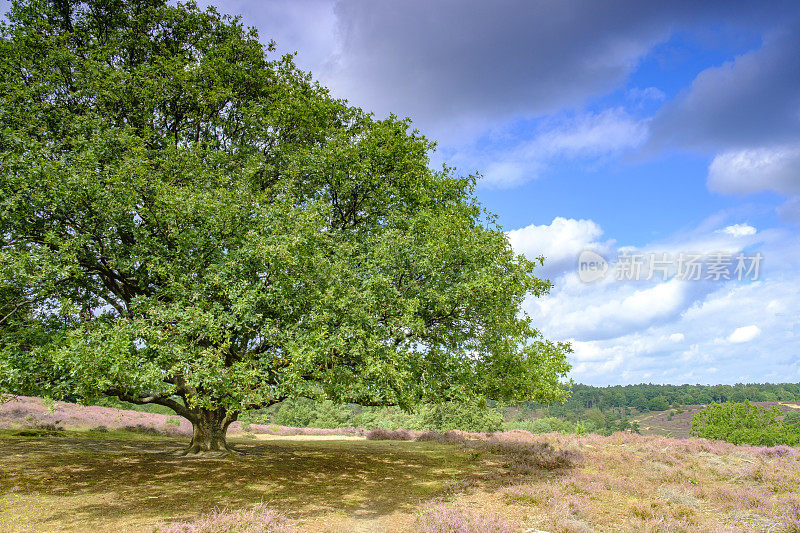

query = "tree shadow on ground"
0;433;492;530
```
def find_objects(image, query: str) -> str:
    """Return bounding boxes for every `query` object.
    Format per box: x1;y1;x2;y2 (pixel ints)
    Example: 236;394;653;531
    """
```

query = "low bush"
503;416;573;434
14;429;64;437
477;438;582;474
415;430;468;444
365;428;413;441
415;402;504;433
33;422;64;432
122;424;163;436
245;425;364;437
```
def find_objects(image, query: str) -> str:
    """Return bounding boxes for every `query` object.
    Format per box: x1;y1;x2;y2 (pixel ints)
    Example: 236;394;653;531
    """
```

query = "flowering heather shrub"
476;438;582;474
415;429;582;476
415;502;512;533
713;485;775;512
492;431;800;531
502;481;561;505
155;504;294;533
0;396;375;438
32;421;64;432
274;425;365;437
440;477;473;496
416;430;444;442
236;423;365;437
0;395;193;435
415;430;468;444
366;428;413;441
783;494;800;531
753;444;797;458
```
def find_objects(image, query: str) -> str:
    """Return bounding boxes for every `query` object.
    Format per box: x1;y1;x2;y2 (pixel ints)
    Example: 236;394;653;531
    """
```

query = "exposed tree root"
173;444;244;458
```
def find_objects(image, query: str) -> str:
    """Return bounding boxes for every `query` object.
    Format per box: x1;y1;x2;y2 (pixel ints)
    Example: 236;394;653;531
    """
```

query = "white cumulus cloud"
478;109;648;187
728;325;762;344
535;109;649;157
506;217;611;280
537;278;694;341
517;215;800;385
718;224;757;237
708;143;800;196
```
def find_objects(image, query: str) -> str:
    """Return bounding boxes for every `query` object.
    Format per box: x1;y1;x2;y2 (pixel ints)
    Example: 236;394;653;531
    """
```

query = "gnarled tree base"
176;406;240;457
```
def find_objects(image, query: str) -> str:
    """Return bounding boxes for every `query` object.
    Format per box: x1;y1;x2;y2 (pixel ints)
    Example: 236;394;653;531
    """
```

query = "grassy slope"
2;397;800;532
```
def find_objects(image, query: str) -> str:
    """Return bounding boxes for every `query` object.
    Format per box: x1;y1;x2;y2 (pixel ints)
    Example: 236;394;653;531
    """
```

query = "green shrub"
783;410;800;427
691;401;800;446
648;396;669;411
504;416;574;434
271;398;317;427
312;400;355;429
351;406;418;430
416;401;504;432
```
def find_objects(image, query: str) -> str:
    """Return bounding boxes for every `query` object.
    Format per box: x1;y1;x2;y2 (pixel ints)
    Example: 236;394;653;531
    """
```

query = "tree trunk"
183;407;238;456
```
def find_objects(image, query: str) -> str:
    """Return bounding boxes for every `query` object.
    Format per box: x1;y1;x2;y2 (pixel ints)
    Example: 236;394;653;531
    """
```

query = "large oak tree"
0;0;570;454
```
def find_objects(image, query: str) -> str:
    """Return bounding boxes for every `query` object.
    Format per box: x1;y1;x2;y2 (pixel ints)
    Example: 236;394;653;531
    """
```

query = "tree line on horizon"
537;382;800;418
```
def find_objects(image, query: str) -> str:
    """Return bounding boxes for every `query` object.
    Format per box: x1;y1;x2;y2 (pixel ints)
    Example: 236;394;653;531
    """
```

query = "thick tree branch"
106;389;195;421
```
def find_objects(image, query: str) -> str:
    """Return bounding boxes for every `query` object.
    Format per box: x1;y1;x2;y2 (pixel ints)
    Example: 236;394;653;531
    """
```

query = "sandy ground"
250;434;366;441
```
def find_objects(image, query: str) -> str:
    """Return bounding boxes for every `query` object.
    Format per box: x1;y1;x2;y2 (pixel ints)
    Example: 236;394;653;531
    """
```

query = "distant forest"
538;382;800;417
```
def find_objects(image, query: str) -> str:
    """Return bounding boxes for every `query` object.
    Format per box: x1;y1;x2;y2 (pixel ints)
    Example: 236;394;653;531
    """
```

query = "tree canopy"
0;0;570;453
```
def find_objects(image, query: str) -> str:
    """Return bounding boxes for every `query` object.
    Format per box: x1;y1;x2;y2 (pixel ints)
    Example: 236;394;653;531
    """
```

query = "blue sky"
4;0;798;386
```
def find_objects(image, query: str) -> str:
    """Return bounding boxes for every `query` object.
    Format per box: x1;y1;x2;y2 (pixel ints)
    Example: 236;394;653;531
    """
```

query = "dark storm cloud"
648;21;800;152
327;0;791;139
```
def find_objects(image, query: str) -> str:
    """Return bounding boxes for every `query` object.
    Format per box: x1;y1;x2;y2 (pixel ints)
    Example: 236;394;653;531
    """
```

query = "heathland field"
2;396;800;532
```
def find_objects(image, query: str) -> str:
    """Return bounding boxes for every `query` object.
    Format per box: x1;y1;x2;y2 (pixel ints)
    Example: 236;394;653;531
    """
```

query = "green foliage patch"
691;401;800;446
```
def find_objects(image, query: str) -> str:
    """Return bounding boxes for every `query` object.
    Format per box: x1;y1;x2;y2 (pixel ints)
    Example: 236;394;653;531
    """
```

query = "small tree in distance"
0;0;571;454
